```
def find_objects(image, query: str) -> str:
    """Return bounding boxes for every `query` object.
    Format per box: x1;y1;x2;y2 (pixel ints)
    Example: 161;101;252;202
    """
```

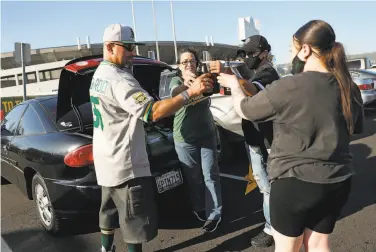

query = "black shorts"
99;177;158;243
270;177;351;237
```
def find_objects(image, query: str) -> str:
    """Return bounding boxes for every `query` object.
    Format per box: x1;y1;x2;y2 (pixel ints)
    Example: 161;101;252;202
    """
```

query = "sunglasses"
111;43;136;52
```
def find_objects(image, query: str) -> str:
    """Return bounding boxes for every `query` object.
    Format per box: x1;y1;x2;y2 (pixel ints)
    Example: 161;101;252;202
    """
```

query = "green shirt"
169;76;215;143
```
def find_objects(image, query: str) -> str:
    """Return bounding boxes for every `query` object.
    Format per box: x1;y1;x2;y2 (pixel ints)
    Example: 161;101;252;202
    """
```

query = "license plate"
155;169;183;193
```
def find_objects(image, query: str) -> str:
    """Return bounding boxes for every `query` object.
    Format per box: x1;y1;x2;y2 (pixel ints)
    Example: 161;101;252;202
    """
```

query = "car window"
1;104;26;135
40;98;93;131
17;106;46;136
347;60;361;70
77;102;93;126
31;102;57;133
40;97;57;121
56;102;93;131
159;71;177;100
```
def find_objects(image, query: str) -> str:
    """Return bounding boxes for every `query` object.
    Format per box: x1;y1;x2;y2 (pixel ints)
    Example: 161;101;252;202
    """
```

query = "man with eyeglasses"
210;35;279;248
91;24;213;252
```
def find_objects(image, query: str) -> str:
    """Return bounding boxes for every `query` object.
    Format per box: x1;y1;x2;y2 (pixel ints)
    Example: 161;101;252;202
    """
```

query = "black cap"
237;35;271;56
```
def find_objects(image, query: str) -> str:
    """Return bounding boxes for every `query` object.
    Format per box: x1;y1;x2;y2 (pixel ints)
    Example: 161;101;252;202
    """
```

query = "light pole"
170;0;178;63
151;0;160;61
131;0;140;55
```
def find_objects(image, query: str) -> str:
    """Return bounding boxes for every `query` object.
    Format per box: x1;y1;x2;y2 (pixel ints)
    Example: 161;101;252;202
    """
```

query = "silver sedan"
350;69;376;105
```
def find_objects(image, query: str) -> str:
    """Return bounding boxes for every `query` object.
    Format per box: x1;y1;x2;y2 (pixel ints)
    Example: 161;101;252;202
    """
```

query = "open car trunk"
56;56;172;126
55;56;181;182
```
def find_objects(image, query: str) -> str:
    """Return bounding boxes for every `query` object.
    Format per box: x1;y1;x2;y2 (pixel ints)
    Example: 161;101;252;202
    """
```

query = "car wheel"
32;173;62;234
215;124;231;163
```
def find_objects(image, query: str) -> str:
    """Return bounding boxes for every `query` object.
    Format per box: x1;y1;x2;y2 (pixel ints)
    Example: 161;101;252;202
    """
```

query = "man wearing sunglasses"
91;24;213;252
210;35;279;248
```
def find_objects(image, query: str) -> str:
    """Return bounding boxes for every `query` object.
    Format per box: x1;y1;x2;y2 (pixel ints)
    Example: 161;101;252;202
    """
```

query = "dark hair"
176;47;200;78
177;47;200;65
294;20;355;134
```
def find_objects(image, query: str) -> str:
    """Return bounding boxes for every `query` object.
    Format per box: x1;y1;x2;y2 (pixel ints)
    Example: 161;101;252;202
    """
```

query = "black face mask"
291;53;305;75
245;54;262;70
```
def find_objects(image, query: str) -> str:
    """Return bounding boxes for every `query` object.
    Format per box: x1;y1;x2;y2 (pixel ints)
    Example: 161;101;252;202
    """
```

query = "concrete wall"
1;41;241;70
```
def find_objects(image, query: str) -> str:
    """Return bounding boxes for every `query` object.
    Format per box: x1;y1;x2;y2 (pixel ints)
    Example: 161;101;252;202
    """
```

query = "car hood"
56;55;172;123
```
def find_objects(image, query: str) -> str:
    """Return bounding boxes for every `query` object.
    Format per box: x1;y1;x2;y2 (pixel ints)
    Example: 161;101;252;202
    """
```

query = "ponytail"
324;42;355;135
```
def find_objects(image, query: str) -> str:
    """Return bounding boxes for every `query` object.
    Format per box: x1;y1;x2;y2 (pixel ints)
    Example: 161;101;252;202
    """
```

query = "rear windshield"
347;60;361;69
40;98;93;131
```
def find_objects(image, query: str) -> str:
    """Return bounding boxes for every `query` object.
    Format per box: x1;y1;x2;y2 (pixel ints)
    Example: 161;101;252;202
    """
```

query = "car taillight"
354;78;374;91
64;144;94;168
219;87;225;95
219;87;231;95
358;84;372;90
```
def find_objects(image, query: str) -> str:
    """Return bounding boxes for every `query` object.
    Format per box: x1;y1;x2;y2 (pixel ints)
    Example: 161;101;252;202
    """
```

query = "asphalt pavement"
2;108;376;252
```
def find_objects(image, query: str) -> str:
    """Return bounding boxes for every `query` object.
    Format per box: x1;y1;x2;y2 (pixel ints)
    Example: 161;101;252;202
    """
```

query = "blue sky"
1;1;375;64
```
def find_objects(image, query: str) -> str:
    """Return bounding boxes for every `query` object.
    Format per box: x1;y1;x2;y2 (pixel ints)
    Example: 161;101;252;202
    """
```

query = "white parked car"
350;69;376;105
159;69;243;161
352;78;376;105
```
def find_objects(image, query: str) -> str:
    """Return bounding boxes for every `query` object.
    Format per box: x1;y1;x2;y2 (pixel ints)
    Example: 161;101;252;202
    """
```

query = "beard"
123;57;133;72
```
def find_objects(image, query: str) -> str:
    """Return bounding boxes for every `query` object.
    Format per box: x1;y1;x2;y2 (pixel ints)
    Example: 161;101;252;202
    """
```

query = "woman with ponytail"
217;20;364;252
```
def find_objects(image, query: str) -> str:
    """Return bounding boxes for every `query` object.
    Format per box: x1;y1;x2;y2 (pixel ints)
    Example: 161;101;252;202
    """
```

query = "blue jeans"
174;137;222;221
245;143;272;235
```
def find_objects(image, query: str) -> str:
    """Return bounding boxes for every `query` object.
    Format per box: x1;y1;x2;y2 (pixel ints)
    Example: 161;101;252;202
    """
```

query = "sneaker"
101;245;116;252
193;210;207;222
250;231;274;248
202;217;222;233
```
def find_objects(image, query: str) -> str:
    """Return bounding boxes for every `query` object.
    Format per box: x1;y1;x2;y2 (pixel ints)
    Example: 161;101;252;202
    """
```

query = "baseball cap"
237;35;270;56
103;24;145;45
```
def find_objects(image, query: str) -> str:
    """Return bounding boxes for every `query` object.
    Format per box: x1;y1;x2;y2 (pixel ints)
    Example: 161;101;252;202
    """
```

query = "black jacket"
242;63;280;150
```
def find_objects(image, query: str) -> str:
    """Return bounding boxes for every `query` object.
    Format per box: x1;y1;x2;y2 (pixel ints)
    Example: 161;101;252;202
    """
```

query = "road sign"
14;42;31;65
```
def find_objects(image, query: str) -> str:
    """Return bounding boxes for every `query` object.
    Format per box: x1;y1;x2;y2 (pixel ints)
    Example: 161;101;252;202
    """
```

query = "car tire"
215;124;232;163
32;173;62;235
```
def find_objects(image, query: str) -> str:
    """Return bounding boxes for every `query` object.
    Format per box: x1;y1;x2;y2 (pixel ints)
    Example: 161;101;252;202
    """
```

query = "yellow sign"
245;164;258;195
1;99;23;113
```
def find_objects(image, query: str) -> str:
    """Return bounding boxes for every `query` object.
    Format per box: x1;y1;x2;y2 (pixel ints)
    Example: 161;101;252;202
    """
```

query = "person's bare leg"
303;228;331;252
272;227;304;252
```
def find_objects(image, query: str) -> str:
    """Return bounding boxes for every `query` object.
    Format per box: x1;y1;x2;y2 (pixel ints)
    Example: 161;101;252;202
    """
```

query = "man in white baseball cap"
101;23;145;70
103;23;145;45
92;24;214;252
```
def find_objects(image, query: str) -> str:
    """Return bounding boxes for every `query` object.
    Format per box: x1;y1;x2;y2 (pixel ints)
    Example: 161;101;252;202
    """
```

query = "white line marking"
1;237;13;252
230;216;247;223
220;173;247;181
